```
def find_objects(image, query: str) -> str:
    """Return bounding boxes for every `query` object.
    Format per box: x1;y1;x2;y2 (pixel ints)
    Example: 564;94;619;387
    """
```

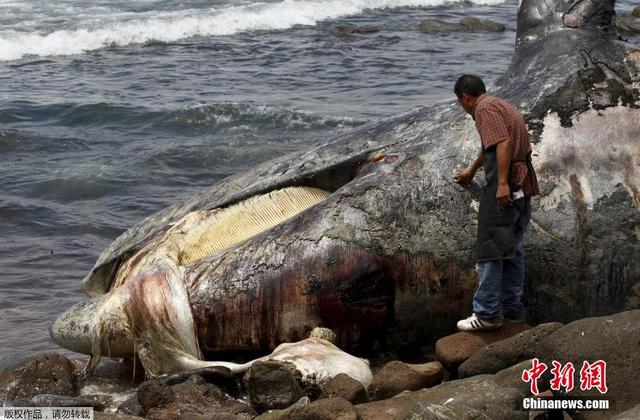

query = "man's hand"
453;167;475;186
496;183;512;207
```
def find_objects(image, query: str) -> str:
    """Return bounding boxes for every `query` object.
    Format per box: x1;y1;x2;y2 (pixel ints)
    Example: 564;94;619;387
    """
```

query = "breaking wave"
0;0;504;61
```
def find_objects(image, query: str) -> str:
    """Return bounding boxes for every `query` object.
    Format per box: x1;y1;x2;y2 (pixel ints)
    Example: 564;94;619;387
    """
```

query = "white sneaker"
457;313;503;331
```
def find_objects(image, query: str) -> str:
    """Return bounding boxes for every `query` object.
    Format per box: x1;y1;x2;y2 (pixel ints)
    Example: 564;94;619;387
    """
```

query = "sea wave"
0;0;504;61
164;103;368;130
0;101;367;133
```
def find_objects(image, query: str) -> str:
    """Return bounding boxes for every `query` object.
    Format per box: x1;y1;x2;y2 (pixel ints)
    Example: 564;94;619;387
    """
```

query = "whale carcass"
51;0;640;376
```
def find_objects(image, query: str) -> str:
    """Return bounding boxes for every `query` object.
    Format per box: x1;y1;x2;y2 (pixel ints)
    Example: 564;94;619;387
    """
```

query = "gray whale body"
51;0;640;376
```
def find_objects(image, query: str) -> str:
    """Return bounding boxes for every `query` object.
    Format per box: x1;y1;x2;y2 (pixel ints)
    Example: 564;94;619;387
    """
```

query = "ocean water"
1;0;638;361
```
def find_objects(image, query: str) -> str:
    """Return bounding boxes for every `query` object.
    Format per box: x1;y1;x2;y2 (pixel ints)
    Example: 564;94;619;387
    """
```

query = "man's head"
454;74;486;115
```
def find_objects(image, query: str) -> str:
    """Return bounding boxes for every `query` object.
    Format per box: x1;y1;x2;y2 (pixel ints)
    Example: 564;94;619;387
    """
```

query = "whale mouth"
179;186;331;265
106;153;373;291
110;185;331;290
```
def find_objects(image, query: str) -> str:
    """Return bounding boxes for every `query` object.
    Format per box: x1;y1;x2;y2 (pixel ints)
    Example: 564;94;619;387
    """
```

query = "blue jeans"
473;197;531;322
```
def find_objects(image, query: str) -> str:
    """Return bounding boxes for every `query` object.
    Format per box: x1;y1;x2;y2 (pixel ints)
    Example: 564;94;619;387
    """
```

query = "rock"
537;310;640;419
162;366;240;397
257;397;357;420
29;394;105;410
0;353;77;400
418;18;460;33
94;413;145;420
0;398;32;406
356;375;526;420
245;360;304;413
459;17;505;32
138;374;229;419
320;373;368;404
616;14;640;35
221;399;258;418
634;6;640;18
116;395;143;417
137;378;175;414
403;400;489;419
368;361;443;401
435;322;532;371
85;357;143;385
418;17;505;33
458;322;563;377
335;25;379;34
493;359;545;396
613;402;640;419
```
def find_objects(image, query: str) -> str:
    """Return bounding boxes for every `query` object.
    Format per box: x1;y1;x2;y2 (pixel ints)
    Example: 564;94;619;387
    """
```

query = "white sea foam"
0;0;504;61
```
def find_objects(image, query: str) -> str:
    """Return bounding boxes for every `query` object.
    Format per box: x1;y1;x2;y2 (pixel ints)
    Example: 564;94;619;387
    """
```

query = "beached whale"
51;0;639;377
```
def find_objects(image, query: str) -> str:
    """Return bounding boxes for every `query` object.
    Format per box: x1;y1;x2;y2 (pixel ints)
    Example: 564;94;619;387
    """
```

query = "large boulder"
0;353;77;400
368;361;443;401
458;322;563;377
320;373;368;404
245;360;304;413
613;402;640;419
634;6;640;18
435;322;532;371
355;375;526;420
537;310;640;419
94;414;145;420
615;14;640;35
492;359;542;396
137;374;231;419
403;400;489;419
257;397;358;420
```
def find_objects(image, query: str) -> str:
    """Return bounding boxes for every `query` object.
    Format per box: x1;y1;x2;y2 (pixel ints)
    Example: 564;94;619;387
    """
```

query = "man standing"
453;74;539;331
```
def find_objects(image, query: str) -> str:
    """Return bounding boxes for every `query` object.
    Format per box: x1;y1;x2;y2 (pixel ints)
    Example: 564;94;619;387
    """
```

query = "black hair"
454;74;486;98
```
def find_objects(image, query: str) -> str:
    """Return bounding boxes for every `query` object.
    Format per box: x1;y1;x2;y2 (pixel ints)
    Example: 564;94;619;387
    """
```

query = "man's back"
474;94;539;197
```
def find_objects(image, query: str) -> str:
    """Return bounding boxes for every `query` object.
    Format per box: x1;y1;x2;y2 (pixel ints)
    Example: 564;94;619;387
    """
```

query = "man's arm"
495;139;512;207
453;148;484;185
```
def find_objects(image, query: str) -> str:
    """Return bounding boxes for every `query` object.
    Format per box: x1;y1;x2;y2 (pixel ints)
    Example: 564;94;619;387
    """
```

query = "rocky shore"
3;309;640;419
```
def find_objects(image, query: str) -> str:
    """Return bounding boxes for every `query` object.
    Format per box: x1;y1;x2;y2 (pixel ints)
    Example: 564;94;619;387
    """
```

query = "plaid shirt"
474;94;540;197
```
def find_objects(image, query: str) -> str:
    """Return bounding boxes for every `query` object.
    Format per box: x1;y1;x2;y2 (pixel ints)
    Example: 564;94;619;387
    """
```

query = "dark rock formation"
419;17;505;33
368;361;443;401
458;322;563;377
257;397;357;420
615;14;640;35
162;366;240;397
320;373;368;404
245;361;304;413
613;402;640;419
537;311;640;419
355;375;526;420
137;374;231;419
459;17;505;32
435;322;532;371
0;353;77;400
418;18;460;33
94;413;145;420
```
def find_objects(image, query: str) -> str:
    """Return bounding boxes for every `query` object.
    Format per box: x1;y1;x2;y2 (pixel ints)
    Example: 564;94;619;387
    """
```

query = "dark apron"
475;146;516;262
